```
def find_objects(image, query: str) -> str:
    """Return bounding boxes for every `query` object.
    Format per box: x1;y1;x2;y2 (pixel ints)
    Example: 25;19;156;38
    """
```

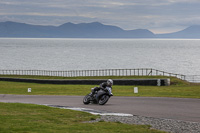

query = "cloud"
1;0;200;33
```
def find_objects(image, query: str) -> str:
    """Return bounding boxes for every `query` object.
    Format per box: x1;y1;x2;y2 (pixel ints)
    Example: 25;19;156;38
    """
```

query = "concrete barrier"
0;78;170;86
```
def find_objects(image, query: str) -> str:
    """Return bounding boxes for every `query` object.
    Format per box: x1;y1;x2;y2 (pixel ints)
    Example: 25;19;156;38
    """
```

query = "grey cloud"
1;0;200;33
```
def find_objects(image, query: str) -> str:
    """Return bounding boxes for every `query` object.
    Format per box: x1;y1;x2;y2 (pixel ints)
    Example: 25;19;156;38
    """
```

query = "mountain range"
0;21;200;38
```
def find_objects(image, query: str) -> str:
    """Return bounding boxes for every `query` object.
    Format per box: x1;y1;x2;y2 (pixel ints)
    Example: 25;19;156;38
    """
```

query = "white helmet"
107;79;113;86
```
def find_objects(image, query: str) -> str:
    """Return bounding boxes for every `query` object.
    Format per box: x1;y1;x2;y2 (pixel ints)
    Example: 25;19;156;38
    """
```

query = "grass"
0;102;166;133
0;75;199;98
0;81;199;98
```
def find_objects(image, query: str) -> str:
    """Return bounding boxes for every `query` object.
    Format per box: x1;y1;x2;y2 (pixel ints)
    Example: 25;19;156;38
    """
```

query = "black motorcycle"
83;87;113;105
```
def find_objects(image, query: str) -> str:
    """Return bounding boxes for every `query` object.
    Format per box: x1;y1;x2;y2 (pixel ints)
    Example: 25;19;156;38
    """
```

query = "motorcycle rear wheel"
83;94;91;104
98;95;110;105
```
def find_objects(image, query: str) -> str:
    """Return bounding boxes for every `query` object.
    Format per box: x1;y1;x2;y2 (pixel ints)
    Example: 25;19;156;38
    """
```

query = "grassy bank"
0;77;199;98
0;75;199;98
0;102;165;133
0;74;187;81
0;75;189;85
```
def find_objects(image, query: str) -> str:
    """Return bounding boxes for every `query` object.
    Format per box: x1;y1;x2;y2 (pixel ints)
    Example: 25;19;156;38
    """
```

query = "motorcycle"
83;87;113;105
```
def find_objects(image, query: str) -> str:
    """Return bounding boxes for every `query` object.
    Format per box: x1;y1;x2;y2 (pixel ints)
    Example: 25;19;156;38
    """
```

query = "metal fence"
184;75;200;83
0;68;187;79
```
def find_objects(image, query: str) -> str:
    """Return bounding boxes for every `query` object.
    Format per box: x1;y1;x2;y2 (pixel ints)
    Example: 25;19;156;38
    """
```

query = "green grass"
0;75;199;98
115;85;200;98
0;80;199;98
0;102;165;133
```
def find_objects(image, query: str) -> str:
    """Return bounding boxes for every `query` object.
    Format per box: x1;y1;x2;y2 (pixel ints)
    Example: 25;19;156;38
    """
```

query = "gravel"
48;105;200;133
87;115;200;133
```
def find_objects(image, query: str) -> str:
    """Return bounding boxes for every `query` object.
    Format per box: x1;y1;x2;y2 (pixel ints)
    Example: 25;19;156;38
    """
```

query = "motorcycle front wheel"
83;94;91;104
98;95;110;105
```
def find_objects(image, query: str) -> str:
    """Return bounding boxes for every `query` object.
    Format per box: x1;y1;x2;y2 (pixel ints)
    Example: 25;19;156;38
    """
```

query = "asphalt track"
0;94;199;123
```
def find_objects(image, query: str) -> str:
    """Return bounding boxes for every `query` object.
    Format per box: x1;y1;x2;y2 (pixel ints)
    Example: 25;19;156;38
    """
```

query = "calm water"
0;38;200;75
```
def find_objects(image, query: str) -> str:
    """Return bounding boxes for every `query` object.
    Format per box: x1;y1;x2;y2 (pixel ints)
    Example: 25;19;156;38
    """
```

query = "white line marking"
44;105;133;116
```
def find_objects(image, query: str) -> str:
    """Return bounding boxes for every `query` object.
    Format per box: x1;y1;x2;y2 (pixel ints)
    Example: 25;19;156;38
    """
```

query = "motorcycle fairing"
96;89;109;101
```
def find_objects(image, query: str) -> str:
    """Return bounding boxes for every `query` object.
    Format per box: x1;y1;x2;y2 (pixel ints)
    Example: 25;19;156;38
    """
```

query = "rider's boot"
90;88;95;96
89;92;94;96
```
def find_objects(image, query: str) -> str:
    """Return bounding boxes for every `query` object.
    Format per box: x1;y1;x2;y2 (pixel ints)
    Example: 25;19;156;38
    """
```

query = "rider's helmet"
107;79;113;86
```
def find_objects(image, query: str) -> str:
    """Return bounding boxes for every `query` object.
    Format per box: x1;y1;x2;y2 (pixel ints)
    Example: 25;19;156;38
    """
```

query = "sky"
1;0;200;33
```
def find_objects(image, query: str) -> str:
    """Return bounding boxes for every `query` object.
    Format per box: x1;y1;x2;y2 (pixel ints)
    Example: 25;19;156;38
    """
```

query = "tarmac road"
0;94;199;123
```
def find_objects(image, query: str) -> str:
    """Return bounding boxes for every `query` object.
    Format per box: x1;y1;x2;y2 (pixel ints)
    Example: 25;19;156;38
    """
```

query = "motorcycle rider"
90;79;113;96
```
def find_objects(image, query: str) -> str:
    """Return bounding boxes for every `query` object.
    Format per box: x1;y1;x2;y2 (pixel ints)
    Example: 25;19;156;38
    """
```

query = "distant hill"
1;21;200;38
156;25;200;38
0;21;155;38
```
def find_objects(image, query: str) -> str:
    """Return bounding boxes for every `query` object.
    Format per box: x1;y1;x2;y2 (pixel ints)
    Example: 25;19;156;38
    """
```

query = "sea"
0;38;200;75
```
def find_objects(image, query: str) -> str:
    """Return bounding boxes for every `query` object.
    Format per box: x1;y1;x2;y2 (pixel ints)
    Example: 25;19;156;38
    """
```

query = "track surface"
0;94;199;122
